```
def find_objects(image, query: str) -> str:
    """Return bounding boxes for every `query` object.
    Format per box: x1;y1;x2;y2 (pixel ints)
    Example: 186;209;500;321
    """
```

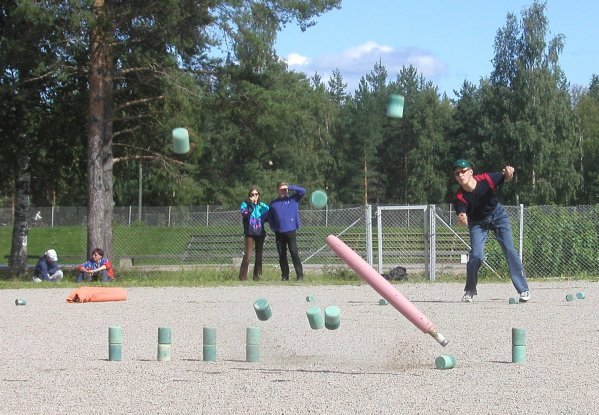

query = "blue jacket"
34;255;60;280
267;184;305;233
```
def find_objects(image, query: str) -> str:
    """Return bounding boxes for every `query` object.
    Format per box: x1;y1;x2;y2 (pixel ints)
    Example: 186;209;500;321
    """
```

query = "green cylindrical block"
512;328;526;346
108;326;122;344
246;344;260;362
576;292;586;299
512;345;526;363
203;344;216;362
387;94;405;118
324;305;341;330
203;326;217;346
246;326;260;345
306;295;316;303
109;343;122;361
566;294;576;302
508;297;518;304
253;298;272;321
158;327;172;344
378;298;389;306
157;343;171;361
435;355;456;369
172;128;190;154
306;307;324;330
15;299;26;306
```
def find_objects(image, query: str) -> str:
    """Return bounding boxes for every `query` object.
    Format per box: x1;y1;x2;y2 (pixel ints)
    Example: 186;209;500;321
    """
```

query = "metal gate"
376;205;435;279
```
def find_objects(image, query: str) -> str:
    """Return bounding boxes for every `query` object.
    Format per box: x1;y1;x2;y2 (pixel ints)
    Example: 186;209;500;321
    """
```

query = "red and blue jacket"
77;257;115;279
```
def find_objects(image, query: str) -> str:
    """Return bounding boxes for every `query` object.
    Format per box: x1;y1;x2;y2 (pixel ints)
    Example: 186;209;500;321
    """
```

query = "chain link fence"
3;204;598;278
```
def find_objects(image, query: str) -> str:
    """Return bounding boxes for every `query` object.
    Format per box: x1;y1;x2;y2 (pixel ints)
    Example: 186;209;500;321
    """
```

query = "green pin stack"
246;327;260;363
157;327;172;361
203;326;217;362
512;327;526;363
108;326;122;361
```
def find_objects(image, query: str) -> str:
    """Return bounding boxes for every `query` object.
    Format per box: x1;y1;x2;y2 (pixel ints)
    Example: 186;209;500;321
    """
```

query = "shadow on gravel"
231;366;401;376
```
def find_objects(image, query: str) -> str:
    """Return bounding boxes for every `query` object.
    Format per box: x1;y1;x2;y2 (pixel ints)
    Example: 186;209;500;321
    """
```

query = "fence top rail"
377;205;429;211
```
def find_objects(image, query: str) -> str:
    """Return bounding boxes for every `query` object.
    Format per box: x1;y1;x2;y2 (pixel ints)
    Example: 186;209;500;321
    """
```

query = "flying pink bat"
326;235;448;346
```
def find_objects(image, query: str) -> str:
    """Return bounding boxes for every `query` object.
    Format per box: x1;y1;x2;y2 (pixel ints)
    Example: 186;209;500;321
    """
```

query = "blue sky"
274;0;599;98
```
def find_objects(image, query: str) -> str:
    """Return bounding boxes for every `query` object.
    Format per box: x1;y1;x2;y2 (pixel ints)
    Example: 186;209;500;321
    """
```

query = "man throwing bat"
452;159;530;303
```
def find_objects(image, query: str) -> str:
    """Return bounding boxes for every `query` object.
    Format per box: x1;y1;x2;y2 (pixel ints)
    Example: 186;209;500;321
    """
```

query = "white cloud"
284;52;310;66
284;41;448;94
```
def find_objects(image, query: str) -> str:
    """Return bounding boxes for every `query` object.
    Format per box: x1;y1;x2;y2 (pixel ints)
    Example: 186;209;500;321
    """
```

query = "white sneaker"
32;277;42;283
462;291;473;302
519;291;531;302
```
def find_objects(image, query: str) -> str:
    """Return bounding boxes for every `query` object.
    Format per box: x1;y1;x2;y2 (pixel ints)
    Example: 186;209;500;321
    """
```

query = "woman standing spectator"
239;186;269;281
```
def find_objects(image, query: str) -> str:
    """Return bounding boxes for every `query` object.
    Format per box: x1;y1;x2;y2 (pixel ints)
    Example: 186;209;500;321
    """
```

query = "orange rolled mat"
66;286;127;303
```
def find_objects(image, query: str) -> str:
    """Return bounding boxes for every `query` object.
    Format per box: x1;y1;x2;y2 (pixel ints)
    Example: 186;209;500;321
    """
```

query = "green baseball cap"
453;159;472;169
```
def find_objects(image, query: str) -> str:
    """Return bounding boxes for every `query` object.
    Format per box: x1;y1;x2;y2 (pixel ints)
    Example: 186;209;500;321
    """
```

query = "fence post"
426;205;436;281
376;206;383;273
51;206;55;227
206;205;209;226
168;206;171;227
365;204;373;266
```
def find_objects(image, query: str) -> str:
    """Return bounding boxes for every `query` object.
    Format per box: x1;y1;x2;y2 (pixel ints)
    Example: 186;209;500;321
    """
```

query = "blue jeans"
275;231;304;280
465;204;529;294
76;270;111;283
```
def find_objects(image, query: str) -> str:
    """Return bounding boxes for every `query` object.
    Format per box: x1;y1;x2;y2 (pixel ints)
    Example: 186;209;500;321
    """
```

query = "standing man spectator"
267;182;305;281
33;249;63;282
452;159;530;303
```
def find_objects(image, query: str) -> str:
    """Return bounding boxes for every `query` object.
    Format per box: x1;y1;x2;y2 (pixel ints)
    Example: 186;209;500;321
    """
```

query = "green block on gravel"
512;327;526;346
109;326;122;344
109;343;122;361
158;327;172;344
246;344;260;362
246;326;260;345
203;344;216;362
512;345;526;363
435;355;456;369
157;344;171;361
203;327;217;345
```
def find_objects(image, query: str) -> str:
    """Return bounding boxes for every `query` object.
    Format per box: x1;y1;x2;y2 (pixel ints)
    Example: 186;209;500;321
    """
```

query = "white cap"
45;249;58;262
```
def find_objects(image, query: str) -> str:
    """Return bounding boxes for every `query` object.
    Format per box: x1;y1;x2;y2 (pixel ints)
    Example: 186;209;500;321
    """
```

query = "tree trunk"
87;0;114;258
9;155;31;276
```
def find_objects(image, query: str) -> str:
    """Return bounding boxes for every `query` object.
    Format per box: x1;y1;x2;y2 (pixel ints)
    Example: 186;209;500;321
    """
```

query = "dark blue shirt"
267;184;305;233
454;172;505;221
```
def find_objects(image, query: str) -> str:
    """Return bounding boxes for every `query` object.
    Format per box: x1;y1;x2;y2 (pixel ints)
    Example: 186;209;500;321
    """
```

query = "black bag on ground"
381;265;408;281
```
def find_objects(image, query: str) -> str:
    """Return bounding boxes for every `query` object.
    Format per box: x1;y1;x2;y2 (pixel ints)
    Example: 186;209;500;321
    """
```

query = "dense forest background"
1;1;598;267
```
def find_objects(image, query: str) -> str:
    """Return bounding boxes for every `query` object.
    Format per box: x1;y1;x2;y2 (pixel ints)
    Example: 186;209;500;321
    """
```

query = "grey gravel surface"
1;280;598;414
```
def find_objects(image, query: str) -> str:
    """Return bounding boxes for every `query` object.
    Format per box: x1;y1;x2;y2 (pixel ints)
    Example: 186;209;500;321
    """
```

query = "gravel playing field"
1;280;598;414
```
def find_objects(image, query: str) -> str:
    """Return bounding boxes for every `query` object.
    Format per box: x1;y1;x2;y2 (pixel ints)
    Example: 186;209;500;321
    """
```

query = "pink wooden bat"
326;235;448;346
